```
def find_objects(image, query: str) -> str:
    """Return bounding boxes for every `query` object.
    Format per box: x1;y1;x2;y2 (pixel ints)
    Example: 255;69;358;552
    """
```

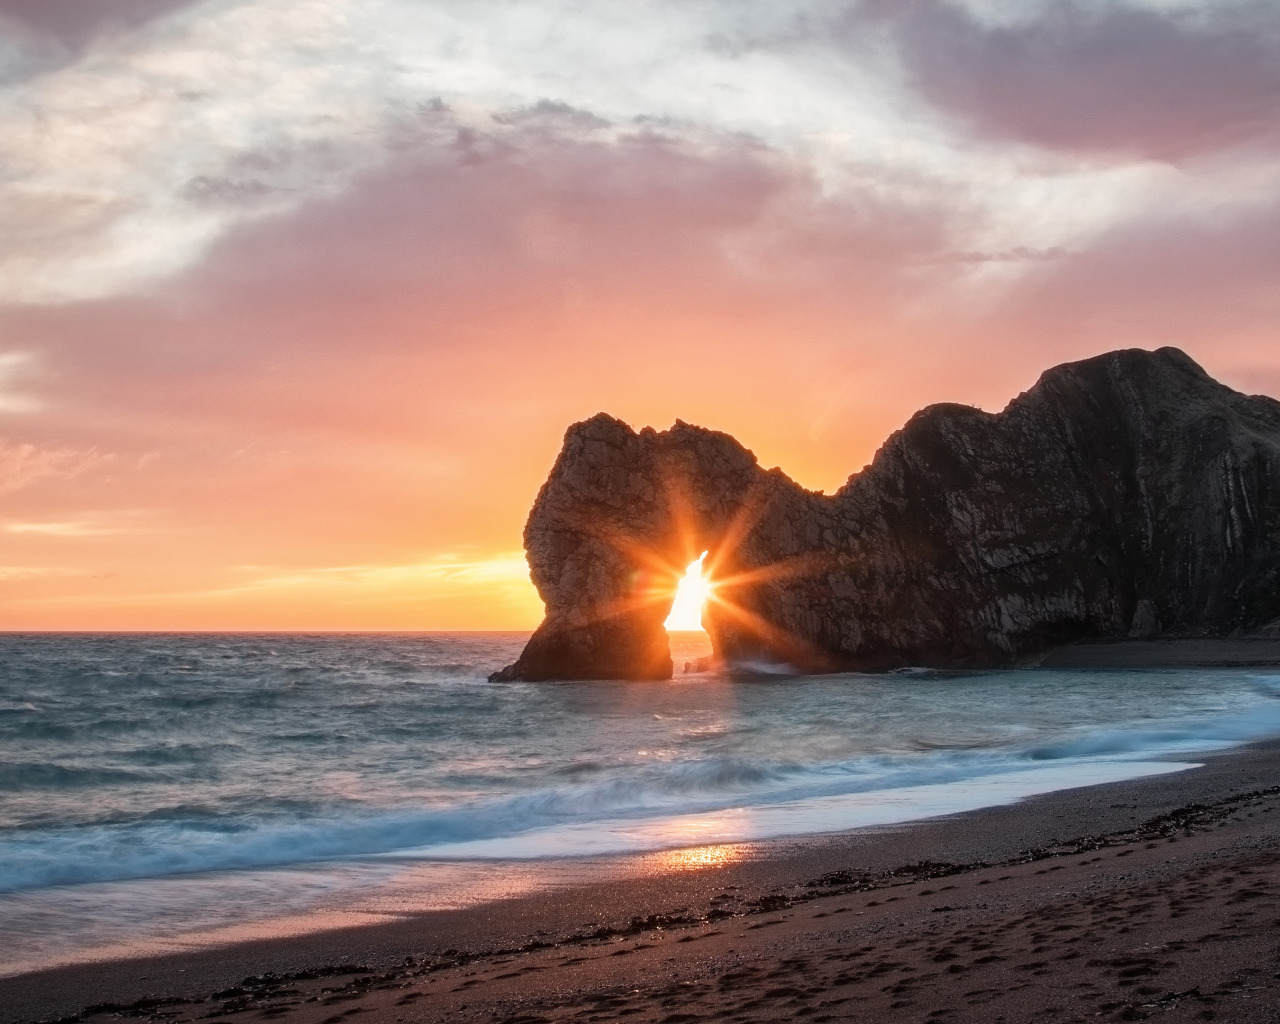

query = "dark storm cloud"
867;0;1280;161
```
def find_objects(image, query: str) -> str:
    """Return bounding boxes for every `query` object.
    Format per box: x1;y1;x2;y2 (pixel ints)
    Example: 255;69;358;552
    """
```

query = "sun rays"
561;478;833;669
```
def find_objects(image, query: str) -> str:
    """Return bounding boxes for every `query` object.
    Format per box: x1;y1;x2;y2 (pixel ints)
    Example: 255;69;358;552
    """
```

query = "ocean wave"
4;699;1276;893
1022;705;1280;760
6;635;1280;896
0;761;161;791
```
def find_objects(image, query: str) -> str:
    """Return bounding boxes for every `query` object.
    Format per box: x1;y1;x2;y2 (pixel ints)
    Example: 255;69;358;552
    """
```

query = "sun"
664;551;711;632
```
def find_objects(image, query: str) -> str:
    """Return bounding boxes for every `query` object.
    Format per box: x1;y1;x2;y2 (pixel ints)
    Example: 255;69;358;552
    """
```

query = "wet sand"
5;739;1280;1024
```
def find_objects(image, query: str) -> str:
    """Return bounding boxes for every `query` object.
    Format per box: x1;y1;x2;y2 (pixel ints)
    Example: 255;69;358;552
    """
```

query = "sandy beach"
5;732;1280;1024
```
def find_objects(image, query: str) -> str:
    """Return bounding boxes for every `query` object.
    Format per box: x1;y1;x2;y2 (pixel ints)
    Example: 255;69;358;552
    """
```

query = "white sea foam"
405;759;1196;860
0;705;1272;892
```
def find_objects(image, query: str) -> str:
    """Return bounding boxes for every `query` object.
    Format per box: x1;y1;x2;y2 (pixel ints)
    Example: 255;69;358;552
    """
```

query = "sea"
3;631;1280;977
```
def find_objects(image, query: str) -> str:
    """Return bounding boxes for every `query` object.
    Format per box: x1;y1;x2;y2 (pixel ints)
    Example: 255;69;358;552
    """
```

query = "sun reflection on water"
644;843;745;872
630;807;754;873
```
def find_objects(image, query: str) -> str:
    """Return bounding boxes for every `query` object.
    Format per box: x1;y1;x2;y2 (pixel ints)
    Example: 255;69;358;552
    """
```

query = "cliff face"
492;348;1280;680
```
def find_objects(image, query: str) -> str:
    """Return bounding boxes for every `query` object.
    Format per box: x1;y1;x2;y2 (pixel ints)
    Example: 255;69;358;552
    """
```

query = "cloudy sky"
2;0;1279;628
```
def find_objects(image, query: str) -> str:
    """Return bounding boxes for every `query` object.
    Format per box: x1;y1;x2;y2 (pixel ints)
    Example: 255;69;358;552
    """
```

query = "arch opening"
664;551;711;632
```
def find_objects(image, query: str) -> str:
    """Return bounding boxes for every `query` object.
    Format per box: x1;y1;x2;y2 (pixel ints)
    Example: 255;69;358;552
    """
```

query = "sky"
1;0;1279;630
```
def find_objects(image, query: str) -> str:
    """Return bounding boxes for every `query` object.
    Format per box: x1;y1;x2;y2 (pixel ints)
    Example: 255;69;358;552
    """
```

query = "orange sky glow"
3;0;1280;630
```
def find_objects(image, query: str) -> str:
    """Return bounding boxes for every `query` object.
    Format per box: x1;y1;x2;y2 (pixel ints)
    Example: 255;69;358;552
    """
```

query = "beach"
8;3;1280;1020
5;736;1280;1024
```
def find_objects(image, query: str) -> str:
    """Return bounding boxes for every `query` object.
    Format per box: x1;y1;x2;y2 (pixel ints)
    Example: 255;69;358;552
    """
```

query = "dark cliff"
492;348;1280;680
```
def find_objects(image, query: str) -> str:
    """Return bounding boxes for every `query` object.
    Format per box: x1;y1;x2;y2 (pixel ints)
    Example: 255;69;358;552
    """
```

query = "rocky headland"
492;347;1280;680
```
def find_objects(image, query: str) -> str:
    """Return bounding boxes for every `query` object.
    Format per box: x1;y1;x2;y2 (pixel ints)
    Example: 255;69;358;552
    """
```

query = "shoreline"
6;739;1280;1023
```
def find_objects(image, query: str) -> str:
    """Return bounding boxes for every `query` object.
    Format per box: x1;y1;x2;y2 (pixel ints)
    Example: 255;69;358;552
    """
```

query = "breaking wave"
4;700;1280;892
3;634;1280;896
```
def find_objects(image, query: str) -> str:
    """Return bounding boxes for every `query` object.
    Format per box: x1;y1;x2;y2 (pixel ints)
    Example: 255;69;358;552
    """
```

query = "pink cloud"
873;1;1280;162
3;67;1280;626
0;440;109;496
0;0;196;49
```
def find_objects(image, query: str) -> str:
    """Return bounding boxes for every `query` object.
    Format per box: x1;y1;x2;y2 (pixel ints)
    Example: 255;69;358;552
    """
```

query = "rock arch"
491;348;1280;681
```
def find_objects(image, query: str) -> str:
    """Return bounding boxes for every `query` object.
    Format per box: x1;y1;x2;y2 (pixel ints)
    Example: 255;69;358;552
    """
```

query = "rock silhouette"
492;348;1280;680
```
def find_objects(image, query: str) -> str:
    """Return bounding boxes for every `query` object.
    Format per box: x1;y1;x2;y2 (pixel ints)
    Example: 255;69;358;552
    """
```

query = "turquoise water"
1;632;1277;973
